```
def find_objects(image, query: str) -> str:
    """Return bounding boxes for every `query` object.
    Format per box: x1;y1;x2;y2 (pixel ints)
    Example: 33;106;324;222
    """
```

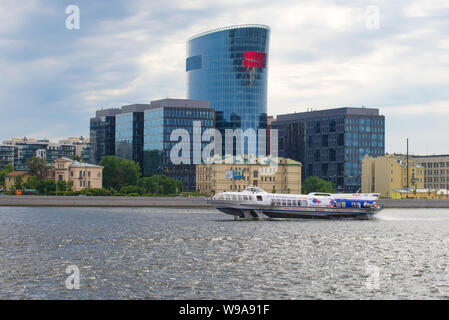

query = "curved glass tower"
187;24;270;150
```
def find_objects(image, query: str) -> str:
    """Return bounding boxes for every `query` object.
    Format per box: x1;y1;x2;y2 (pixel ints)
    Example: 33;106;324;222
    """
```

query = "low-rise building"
54;157;103;191
362;154;424;198
393;154;449;190
4;171;32;191
196;157;302;196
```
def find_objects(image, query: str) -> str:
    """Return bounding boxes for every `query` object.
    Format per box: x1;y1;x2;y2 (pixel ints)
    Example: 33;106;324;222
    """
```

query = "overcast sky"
1;0;448;154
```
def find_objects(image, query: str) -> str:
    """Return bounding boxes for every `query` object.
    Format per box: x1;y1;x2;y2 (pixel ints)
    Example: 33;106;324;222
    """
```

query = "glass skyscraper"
186;24;270;155
273;107;385;193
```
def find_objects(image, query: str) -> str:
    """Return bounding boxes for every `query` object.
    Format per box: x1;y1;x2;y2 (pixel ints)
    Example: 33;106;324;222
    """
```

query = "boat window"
292;200;297;206
287;199;292;206
282;199;287;206
232;195;236;201
243;195;248;201
257;196;263;201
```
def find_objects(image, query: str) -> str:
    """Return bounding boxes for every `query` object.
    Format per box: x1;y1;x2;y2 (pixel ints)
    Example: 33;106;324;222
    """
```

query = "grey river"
1;206;449;299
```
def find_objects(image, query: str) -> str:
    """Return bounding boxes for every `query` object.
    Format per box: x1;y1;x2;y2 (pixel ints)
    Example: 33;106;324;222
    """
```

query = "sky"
1;0;448;154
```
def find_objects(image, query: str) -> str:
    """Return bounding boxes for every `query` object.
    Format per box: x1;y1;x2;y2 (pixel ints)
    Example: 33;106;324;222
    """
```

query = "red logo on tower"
243;52;266;68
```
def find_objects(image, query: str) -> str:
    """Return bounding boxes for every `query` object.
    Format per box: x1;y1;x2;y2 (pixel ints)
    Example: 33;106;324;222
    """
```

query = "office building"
58;137;90;158
0;144;14;170
115;104;152;170
393;154;449;190
3;138;50;170
2;137;81;170
90;108;121;164
196;157;302;196
187;24;270;155
143;99;214;190
361;154;424;197
272;107;385;192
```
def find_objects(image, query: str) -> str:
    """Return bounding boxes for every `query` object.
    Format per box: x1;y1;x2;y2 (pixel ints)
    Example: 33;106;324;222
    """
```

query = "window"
257;196;263;201
253;170;258;178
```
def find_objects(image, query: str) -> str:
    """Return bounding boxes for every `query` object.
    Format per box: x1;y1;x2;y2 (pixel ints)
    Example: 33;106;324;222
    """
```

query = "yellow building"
362;154;424;198
4;171;32;191
196;158;302;196
54;157;103;191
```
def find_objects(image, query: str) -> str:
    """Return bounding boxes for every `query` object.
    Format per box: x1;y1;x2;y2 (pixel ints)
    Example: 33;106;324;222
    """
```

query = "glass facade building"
90;112;119;164
143;99;215;190
273;108;385;193
115;111;145;170
13;142;49;170
0;145;14;170
187;24;270;155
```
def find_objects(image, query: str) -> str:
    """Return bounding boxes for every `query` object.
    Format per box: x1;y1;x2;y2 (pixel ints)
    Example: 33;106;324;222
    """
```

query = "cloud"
0;0;448;154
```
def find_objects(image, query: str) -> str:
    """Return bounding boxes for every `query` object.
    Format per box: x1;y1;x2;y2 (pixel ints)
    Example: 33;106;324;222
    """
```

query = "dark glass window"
186;55;202;71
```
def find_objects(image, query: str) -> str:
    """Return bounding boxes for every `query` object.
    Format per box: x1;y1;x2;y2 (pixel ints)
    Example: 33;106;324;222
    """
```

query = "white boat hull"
209;186;382;220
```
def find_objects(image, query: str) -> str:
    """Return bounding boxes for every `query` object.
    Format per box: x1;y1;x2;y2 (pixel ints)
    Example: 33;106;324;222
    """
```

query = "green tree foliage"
0;164;14;184
27;157;50;180
70;155;82;162
120;185;145;195
302;176;336;194
99;156;141;190
14;175;23;191
137;175;184;195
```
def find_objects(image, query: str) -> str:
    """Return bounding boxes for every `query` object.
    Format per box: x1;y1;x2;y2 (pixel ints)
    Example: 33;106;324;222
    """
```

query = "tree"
302;176;336;194
0;164;14;185
14;175;23;191
99;156;141;190
137;175;184;195
70;155;82;162
27;157;50;180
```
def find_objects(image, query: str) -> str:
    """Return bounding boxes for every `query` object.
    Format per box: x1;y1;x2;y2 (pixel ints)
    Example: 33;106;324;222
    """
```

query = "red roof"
5;171;29;177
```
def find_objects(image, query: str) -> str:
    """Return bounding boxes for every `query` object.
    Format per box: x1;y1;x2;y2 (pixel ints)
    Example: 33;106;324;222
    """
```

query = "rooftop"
188;24;270;41
275;107;382;123
5;171;30;177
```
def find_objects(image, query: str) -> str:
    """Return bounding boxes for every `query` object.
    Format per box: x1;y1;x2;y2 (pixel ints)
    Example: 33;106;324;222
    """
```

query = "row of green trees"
97;156;185;196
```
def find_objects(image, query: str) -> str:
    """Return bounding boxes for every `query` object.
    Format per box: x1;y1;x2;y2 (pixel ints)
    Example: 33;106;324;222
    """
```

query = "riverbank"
1;195;449;208
0;195;210;207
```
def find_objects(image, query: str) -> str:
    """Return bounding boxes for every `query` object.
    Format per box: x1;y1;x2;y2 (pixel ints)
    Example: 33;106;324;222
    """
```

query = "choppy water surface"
1;206;449;299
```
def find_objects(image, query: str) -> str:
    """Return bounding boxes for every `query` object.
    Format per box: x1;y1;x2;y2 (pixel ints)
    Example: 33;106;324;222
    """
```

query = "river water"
1;206;449;299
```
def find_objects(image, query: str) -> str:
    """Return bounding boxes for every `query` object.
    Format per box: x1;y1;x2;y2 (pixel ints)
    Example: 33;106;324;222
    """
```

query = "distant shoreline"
1;195;449;208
